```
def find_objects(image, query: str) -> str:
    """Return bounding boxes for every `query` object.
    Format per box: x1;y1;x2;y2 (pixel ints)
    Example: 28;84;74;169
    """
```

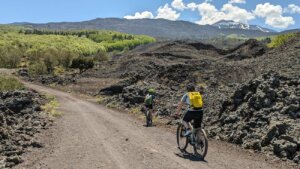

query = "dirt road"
16;83;292;169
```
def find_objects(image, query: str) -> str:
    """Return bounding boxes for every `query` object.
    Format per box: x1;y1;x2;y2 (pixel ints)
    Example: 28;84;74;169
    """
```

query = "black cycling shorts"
183;109;203;128
145;104;153;109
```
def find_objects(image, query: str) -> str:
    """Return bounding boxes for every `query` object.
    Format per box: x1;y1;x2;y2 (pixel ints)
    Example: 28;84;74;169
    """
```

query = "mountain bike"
176;114;208;159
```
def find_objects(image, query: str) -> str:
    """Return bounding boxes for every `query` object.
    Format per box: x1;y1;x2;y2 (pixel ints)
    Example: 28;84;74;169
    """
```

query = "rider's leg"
182;111;191;129
182;121;190;129
183;111;193;136
193;110;203;129
149;108;153;121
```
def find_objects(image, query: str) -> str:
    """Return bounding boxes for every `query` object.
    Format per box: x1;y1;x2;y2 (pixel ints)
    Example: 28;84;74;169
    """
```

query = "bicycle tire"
193;129;208;159
176;124;188;151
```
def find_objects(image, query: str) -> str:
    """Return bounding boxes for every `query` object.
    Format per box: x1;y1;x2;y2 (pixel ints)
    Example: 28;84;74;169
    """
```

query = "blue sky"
1;0;300;31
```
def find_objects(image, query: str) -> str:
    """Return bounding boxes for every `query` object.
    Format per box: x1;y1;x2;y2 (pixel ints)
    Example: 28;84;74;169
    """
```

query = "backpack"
188;92;203;109
144;94;154;105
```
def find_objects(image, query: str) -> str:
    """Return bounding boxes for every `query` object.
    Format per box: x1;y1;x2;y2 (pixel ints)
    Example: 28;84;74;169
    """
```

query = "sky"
1;0;300;31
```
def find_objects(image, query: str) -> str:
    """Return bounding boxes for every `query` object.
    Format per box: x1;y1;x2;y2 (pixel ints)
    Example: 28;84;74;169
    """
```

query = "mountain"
13;18;280;40
279;29;300;34
212;20;276;33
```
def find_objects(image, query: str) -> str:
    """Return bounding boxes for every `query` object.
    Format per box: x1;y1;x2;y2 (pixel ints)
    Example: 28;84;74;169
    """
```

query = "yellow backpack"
188;92;203;109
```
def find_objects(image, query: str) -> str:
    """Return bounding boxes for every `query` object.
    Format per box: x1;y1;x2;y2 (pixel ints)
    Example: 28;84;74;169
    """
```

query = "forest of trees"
0;26;155;74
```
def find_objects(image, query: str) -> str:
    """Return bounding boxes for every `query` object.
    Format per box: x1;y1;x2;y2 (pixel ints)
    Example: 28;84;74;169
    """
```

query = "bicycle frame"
176;111;208;159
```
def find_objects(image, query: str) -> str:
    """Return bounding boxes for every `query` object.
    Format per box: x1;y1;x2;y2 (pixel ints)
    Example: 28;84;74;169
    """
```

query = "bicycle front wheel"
176;124;188;151
193;129;208;159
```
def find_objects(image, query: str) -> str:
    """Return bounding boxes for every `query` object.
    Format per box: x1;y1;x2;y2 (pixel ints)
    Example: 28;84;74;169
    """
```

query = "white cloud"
156;4;180;21
196;2;225;25
195;2;254;25
265;16;295;29
221;4;255;22
228;0;246;4
254;3;282;18
254;3;295;28
171;0;199;11
187;3;198;11
171;0;186;11
124;11;154;19
284;4;300;14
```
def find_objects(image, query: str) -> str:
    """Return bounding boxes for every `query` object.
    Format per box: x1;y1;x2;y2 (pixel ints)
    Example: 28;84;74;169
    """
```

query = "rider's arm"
176;101;183;115
176;93;187;115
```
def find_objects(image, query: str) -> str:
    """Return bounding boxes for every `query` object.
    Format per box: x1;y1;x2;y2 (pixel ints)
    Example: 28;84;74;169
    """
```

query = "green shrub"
70;57;95;73
93;50;110;62
268;33;296;48
53;66;65;76
28;62;48;75
0;45;22;68
0;76;24;91
41;95;62;117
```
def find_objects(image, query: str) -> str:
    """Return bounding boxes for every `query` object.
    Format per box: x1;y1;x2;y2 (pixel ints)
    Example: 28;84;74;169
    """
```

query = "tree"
93;50;109;62
70;57;94;73
42;48;59;73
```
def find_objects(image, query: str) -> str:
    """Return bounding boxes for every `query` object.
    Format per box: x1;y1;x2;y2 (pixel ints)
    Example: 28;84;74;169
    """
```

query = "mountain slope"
212;20;275;33
13;18;277;40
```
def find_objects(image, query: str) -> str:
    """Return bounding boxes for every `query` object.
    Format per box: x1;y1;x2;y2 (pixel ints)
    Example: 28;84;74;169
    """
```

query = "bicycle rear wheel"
176;124;188;151
193;129;208;159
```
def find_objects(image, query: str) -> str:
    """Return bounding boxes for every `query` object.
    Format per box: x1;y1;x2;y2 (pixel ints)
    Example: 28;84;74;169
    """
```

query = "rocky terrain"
0;90;51;168
18;69;77;86
209;72;300;163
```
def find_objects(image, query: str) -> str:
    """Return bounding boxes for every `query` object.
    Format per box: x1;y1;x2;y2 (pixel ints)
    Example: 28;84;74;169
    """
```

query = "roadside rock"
17;69;28;77
25;74;76;86
214;72;300;162
0;90;50;168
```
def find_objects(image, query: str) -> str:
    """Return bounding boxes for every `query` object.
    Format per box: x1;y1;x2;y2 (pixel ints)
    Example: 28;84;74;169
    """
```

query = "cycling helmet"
148;88;155;94
186;84;195;92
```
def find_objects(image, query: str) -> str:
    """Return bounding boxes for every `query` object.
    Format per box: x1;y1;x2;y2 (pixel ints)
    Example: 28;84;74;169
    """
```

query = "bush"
53;66;65;76
28;62;48;75
0;76;24;91
70;57;95;73
0;46;22;68
93;50;110;62
268;33;296;48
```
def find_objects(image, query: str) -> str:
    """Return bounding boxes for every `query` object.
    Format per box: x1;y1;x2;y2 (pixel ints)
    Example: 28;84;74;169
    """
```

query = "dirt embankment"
0;90;51;168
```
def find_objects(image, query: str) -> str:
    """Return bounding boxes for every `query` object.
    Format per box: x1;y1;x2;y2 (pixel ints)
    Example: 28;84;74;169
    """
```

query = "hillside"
0;25;155;73
13;18;278;40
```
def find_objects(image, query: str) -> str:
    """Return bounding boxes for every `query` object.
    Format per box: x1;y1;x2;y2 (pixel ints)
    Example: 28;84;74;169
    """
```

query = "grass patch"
129;107;141;115
0;76;24;91
96;95;106;104
49;83;57;87
41;94;62;117
130;106;145;120
267;33;296;48
106;100;120;109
